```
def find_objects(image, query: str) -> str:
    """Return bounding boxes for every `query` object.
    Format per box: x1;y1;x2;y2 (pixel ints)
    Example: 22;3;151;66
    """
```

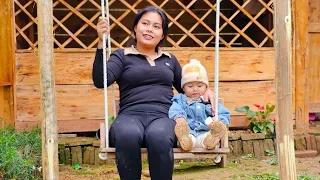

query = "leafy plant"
235;104;276;134
108;116;115;124
298;174;320;180
241;153;254;159
0;126;42;179
265;156;278;165
265;150;276;156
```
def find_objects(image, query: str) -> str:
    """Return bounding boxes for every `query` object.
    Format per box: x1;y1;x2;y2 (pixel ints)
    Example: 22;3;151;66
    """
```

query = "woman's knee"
145;120;175;148
110;117;144;147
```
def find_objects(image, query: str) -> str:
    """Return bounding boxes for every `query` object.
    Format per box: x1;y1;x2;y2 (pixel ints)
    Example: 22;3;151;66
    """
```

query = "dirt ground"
59;155;320;180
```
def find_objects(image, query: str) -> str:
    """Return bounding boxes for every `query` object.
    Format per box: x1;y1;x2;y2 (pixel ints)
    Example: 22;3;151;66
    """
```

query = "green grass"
0;126;42;180
232;173;320;180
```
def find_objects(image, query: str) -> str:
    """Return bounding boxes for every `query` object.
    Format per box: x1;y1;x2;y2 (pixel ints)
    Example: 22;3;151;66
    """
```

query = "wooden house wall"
15;48;275;132
11;0;279;132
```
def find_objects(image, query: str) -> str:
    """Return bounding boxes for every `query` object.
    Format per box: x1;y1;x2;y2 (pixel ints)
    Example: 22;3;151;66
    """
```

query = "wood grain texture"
16;81;275;122
15;119;104;133
308;33;320;104
15;116;250;132
308;0;320;105
0;0;15;127
15;49;276;131
16;49;275;85
294;0;309;128
274;0;297;178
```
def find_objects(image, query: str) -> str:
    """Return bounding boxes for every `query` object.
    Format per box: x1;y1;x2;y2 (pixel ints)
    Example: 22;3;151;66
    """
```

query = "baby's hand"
205;117;215;127
207;118;217;128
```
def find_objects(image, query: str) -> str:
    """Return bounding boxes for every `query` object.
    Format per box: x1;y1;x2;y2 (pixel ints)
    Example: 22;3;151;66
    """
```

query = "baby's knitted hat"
181;59;209;88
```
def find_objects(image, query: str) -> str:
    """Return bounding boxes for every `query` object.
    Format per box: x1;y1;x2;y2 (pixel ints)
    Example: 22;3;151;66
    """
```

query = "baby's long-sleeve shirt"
169;93;230;136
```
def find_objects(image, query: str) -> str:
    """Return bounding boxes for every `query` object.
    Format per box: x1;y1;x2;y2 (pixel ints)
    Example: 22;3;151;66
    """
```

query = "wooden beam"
37;0;59;179
309;103;320;113
274;0;297;179
0;0;15;127
308;23;320;33
15;119;104;133
294;0;309;129
16;49;275;85
16;81;275;122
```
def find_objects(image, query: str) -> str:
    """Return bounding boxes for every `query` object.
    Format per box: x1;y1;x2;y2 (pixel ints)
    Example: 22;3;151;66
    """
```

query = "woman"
92;6;215;180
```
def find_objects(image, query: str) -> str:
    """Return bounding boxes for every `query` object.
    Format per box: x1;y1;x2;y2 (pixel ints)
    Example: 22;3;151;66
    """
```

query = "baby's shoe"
175;120;193;151
203;120;226;150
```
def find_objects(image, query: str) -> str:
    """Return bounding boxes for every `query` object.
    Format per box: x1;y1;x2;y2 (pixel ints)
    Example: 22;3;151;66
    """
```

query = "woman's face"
134;11;164;49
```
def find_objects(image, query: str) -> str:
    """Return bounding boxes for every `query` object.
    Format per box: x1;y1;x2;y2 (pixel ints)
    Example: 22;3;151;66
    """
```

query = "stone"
231;141;242;156
242;140;254;155
259;140;265;156
71;146;82;165
294;137;306;150
83;146;95;165
316;136;320;153
241;133;265;141
295;150;318;158
265;133;276;139
310;135;317;150
228;132;241;140
59;137;95;147
94;148;101;165
309;132;320;136
59;149;66;164
92;140;100;147
263;139;275;153
253;141;262;157
64;148;71;165
273;138;277;154
305;135;312;150
58;143;65;149
94;147;109;165
238;140;244;155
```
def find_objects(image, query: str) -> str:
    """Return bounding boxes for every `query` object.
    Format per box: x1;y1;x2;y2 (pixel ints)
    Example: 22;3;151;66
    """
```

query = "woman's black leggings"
109;111;176;180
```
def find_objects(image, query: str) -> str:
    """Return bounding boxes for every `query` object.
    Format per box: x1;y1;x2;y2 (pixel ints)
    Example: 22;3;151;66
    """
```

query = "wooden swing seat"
99;98;229;167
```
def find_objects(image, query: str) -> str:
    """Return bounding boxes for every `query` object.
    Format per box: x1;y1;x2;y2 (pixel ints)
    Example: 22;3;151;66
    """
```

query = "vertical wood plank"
308;0;320;106
274;0;297;179
0;0;15;127
294;0;309;129
37;0;59;179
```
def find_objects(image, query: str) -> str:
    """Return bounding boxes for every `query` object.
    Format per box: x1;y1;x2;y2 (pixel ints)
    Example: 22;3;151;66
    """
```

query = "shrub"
0;126;42;179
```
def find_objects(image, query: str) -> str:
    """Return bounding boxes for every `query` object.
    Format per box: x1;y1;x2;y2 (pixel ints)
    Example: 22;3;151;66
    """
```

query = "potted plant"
235;104;276;135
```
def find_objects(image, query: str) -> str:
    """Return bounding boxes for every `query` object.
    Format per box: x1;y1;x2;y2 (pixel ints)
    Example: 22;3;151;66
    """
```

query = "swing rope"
214;0;221;119
101;0;115;151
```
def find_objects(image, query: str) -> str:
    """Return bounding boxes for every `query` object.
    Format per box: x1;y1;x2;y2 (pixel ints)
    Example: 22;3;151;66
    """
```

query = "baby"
169;59;230;151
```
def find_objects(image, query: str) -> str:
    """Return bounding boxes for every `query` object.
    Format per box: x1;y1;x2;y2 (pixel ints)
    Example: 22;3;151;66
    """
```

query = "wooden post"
37;0;59;179
294;0;309;129
0;0;15;127
274;0;297;179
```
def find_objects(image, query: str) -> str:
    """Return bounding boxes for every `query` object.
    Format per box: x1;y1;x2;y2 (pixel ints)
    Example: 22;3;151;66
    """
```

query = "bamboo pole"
37;0;59;179
294;0;309;129
274;0;297;179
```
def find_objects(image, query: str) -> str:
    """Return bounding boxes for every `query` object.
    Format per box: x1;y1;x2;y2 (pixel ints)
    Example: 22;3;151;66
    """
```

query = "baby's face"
183;82;207;98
